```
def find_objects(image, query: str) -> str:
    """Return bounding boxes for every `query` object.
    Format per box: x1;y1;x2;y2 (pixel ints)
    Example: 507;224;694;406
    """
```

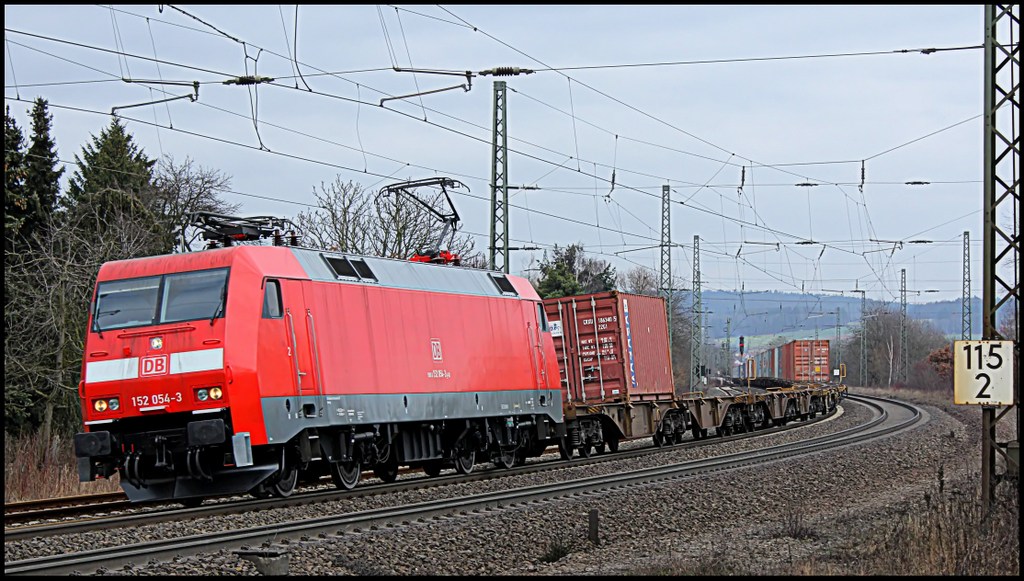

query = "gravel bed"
10;389;1000;575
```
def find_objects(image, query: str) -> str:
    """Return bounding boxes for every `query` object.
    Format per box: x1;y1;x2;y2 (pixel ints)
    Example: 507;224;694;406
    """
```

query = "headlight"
197;388;209;402
93;399;108;412
210;387;223;400
108;398;120;411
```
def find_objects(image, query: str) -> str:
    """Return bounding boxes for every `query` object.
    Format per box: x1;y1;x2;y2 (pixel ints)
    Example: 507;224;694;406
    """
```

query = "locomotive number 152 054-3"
132;392;183;407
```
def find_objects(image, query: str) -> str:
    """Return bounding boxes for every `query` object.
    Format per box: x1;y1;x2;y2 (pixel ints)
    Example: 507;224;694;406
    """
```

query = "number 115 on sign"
953;340;1016;406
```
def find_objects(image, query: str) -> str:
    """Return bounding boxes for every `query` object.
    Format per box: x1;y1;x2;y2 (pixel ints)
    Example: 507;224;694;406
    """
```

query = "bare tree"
885;335;895;387
5;207;157;440
618;265;659;295
151;156;240;252
294;177;481;263
840;306;949;389
299;177;372;253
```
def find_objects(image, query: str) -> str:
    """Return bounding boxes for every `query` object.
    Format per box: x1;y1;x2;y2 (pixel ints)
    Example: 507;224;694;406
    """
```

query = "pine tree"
4;105;29;249
535;243;616;299
23;98;63;241
65;117;167;252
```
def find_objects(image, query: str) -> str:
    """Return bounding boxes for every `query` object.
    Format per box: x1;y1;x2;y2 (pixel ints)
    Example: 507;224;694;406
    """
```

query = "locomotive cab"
73;253;277;503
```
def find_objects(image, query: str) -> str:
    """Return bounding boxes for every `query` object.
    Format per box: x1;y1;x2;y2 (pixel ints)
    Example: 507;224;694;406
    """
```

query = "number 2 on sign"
962;343;1003;399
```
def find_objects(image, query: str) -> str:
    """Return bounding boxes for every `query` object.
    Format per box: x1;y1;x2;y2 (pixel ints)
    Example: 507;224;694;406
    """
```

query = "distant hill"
675;290;980;349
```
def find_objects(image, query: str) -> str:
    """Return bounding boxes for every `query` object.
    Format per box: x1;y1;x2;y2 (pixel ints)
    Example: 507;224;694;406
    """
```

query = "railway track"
4;409;820;538
3;492;128;519
5;395;842;537
5;394;921;576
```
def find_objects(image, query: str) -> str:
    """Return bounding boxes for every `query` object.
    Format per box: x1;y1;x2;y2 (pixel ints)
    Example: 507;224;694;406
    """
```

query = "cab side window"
262;280;282;318
536;303;549;332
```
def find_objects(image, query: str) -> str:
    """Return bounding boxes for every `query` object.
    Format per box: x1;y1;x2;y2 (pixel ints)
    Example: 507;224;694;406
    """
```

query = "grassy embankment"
4;431;121;503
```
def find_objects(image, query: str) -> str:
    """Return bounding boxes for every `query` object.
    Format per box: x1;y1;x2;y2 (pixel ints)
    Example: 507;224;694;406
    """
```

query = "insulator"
486;67;533;77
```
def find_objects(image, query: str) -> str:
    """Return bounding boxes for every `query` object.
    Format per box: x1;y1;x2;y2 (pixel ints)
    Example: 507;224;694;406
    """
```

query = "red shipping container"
543;291;674;405
779;339;830;382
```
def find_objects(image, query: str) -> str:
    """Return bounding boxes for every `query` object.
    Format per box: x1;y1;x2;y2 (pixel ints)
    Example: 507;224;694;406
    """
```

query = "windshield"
93;268;229;331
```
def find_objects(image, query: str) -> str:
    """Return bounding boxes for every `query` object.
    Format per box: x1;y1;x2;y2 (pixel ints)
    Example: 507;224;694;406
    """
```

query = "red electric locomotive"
73;225;564;503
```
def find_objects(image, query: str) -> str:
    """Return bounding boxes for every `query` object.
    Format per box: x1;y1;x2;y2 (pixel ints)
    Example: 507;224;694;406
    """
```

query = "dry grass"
837;478;1020;576
628;478;1018;576
4;430;121;503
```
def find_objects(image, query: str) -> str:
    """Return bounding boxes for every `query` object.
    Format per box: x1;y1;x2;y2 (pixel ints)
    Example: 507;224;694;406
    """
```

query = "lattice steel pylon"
981;4;1020;508
963;230;972;340
489;81;509;273
900;269;908;385
691;235;702;390
660;185;672;342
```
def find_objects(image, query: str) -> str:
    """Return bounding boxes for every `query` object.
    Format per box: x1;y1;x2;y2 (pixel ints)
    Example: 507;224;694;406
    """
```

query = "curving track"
4;399;839;536
5;394;921;576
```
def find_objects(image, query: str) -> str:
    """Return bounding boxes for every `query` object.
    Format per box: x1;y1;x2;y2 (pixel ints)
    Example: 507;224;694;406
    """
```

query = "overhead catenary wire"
4;7;982;304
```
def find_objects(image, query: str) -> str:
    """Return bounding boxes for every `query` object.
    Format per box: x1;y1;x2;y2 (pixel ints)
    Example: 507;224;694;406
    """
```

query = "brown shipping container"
543;291;674;405
779;339;830;382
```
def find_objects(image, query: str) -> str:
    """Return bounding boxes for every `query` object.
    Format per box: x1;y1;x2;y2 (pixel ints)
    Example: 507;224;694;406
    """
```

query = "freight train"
544;292;845;449
750;339;832;383
73;219;845;504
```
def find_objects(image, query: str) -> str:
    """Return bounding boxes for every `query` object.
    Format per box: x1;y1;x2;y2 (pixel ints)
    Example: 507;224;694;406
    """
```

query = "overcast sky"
5;5;1002;307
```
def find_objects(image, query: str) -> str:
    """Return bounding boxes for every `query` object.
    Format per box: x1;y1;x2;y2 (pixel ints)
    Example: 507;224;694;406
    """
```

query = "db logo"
431;339;443;362
141;355;169;376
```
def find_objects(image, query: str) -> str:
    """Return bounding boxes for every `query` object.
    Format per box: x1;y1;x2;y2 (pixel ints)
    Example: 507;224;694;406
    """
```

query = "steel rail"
6;395;917;576
5;402;837;538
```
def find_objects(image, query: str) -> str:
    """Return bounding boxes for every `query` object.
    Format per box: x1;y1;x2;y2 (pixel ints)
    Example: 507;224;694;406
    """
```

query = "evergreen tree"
535;243;615;299
536;259;583;299
65;117;167;252
4;106;29;248
23;98;63;240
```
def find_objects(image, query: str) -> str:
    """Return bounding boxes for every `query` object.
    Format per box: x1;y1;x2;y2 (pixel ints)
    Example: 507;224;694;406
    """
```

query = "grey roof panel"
289;248;516;298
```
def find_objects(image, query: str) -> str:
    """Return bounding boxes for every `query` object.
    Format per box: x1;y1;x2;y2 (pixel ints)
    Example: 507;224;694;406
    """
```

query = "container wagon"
543;291;689;453
780;339;830;382
750;339;830;383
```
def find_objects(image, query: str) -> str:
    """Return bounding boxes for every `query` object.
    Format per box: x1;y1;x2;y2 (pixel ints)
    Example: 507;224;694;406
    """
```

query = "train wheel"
422;461;443;478
494;448;516;469
330;459;361;490
514;432;534;466
558;437;573;461
577;444;592;458
607;437;620;453
454;450;475;474
272;462;299;498
250;484;273;500
653;432;664;447
374;461;399;483
594;441;607;455
179;497;204;508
